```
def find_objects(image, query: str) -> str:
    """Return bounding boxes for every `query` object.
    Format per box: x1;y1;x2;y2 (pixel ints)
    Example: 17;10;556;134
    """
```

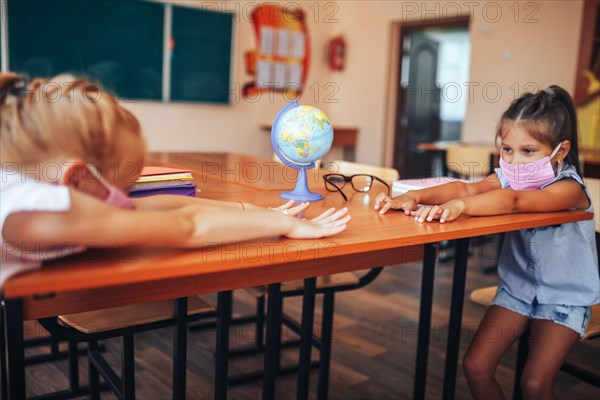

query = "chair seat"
469;285;600;340
59;296;213;334
245;272;361;298
469;285;498;307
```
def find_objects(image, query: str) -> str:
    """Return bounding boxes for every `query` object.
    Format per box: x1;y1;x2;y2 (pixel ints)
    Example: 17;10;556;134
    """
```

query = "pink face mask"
86;165;136;209
499;143;562;191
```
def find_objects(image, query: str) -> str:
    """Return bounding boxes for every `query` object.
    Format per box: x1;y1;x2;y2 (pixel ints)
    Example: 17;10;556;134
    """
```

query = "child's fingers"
287;202;310;216
440;208;451;223
312;207;337;222
378;200;394;214
274;200;294;210
318;207;349;223
426;205;441;222
414;207;432;223
413;207;425;222
373;193;390;210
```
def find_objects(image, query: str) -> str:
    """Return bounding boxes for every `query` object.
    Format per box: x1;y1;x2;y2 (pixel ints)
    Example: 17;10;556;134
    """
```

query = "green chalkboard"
8;0;164;100
170;6;233;104
7;1;234;104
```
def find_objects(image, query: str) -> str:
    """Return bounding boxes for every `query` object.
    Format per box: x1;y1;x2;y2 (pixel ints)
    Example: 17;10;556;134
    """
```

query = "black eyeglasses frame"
323;173;390;202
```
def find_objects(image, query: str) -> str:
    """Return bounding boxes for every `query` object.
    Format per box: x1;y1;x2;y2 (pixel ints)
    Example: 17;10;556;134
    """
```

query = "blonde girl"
0;73;350;286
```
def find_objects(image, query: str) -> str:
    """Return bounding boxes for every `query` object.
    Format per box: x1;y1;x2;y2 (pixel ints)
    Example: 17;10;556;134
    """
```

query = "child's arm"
133;196;310;216
413;179;589;223
2;188;351;251
374;174;502;215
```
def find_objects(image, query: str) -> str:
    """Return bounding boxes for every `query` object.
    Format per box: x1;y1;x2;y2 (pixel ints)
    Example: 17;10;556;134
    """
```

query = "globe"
271;101;334;201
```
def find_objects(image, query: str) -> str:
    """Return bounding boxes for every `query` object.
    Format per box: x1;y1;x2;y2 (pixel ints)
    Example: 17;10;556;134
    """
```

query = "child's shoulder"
547;164;584;187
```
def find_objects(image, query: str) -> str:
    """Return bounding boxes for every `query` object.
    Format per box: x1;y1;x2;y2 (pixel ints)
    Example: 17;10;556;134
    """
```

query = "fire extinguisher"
328;36;345;71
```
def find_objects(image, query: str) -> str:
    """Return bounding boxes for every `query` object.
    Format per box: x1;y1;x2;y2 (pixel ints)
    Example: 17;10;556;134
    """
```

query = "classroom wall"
129;1;584;167
325;0;584;166
126;0;336;159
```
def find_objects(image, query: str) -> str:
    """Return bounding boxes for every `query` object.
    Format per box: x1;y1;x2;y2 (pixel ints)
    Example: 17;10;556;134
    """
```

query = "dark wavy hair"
495;85;581;175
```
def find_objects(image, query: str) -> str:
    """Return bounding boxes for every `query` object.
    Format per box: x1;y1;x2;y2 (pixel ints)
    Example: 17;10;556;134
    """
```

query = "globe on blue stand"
271;101;334;201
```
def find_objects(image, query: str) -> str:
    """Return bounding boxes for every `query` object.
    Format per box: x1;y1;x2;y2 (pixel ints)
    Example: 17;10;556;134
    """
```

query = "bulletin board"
243;4;310;99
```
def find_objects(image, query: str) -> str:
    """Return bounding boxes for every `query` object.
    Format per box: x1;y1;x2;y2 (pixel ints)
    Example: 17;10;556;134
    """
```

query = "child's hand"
285;208;351;239
270;200;310;217
374;192;418;215
411;199;466;223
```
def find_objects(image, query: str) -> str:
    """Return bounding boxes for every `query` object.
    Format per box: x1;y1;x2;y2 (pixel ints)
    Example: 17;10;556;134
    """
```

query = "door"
394;32;441;179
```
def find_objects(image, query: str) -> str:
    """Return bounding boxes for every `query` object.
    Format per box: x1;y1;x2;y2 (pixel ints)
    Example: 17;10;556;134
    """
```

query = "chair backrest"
445;144;497;179
584;177;600;233
326;160;399;182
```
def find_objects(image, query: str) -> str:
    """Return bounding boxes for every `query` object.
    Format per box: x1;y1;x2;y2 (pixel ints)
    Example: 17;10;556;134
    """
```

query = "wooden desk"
148;152;323;192
3;153;593;400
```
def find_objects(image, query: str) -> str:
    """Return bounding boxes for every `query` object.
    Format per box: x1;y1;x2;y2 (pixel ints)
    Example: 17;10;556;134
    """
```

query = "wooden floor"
22;239;600;399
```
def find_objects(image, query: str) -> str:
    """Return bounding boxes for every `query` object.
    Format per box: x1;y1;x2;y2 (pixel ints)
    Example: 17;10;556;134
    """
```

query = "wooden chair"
326;160;400;182
445;143;497;180
470;286;600;396
199;161;395;394
35;296;215;400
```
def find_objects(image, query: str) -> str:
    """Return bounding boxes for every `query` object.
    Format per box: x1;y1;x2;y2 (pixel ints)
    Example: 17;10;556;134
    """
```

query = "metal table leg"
263;283;282;400
442;237;470;400
297;277;316;400
5;299;25;400
173;297;188;400
413;243;437;400
316;290;335;400
215;291;232;400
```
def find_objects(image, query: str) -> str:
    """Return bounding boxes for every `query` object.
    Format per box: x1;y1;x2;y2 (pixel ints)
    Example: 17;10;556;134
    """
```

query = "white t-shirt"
1;170;84;289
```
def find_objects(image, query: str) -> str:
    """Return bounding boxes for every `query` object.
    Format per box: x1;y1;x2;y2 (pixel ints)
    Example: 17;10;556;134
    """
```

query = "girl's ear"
59;160;88;189
557;140;571;162
59;160;109;199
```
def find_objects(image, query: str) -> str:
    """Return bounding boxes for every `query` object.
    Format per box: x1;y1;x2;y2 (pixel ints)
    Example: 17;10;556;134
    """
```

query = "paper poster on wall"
243;4;310;99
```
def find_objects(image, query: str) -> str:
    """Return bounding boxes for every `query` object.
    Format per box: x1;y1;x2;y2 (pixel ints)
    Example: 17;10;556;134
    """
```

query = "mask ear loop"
550;143;563;174
85;164;112;192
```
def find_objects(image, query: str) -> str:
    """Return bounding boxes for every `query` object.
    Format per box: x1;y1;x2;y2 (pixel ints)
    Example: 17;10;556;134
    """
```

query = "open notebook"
392;177;466;194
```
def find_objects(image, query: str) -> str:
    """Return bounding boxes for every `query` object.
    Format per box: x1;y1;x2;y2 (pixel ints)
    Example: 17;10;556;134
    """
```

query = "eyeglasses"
323;173;390;202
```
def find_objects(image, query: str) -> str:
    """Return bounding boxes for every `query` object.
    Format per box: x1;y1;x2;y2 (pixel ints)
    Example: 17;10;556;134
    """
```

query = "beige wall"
131;1;584;167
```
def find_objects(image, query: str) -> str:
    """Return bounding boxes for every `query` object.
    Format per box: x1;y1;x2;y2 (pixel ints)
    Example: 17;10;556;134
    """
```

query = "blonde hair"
0;73;145;174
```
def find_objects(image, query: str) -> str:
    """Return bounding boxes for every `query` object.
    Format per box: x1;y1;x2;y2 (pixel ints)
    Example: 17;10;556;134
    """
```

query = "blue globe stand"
272;100;324;202
280;165;323;201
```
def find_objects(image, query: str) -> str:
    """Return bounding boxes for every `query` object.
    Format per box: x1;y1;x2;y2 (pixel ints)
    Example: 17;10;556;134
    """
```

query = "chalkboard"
8;0;164;100
6;1;234;104
170;6;233;104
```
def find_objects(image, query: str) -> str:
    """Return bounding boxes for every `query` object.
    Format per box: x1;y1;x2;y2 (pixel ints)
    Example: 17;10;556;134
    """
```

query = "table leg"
413;243;437;400
263;283;282;400
173;297;188;400
1;300;7;400
4;299;25;400
317;290;335;400
297;277;316;400
215;291;232;400
442;237;470;400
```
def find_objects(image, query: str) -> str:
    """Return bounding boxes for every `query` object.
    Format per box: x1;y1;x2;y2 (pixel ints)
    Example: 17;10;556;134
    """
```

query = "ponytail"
548;85;581;176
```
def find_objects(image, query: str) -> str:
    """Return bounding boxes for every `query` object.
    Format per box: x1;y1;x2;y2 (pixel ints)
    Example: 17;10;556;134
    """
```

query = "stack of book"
128;166;198;198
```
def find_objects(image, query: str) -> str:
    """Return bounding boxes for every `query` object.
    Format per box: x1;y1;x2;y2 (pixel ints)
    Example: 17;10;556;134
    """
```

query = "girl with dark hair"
374;85;598;399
